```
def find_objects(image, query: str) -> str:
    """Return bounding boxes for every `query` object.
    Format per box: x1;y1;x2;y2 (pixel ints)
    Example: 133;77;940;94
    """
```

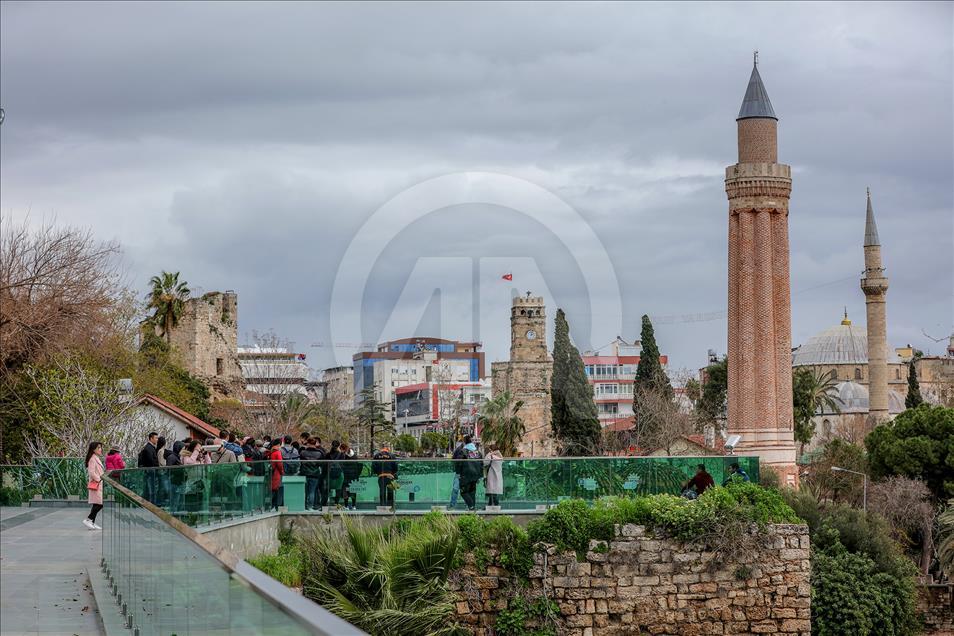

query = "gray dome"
821;381;905;415
792;321;900;367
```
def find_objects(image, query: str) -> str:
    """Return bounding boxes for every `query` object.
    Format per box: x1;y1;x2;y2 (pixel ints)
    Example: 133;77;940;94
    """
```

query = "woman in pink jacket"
85;442;105;530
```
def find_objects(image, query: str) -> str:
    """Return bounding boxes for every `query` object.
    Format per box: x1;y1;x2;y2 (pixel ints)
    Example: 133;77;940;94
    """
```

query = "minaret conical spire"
737;51;777;120
864;187;881;247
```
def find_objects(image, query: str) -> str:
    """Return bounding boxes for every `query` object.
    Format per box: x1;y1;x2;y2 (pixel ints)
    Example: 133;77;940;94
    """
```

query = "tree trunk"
921;516;934;576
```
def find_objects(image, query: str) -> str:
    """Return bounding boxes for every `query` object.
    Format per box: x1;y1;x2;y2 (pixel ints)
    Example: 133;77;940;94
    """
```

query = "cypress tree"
550;309;601;455
634;314;673;399
550;309;570;440
632;314;673;443
905;356;923;409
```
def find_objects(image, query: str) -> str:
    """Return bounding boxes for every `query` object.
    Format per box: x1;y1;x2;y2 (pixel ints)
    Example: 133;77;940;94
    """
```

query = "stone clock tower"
491;293;556;456
510;293;548;362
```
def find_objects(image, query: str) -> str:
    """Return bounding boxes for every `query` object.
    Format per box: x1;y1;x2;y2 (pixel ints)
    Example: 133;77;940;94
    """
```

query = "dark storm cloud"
1;1;951;372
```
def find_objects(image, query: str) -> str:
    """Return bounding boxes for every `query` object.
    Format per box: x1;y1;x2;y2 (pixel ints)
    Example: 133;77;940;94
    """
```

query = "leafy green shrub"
495;593;558;636
782;488;920;635
456;514;532;577
812;540;918;636
248;548;304;588
0;486;26;506
527;483;799;557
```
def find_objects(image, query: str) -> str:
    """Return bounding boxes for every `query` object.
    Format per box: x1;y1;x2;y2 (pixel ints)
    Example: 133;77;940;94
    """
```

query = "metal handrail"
103;475;367;636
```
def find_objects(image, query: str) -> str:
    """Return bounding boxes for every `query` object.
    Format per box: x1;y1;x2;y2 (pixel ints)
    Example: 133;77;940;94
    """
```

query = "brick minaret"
725;54;798;482
861;188;890;423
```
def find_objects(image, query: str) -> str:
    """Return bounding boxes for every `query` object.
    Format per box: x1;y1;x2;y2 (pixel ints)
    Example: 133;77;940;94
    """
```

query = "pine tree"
905;356;923;409
632;314;673;444
550;309;601;455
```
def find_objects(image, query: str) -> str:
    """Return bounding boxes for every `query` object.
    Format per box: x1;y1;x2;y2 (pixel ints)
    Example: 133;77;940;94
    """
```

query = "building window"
822;419;832;438
216;358;224;376
895;368;901;380
854;368;862;380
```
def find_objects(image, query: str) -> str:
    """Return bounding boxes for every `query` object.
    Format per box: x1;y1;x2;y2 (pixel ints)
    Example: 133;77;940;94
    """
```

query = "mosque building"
791;191;954;450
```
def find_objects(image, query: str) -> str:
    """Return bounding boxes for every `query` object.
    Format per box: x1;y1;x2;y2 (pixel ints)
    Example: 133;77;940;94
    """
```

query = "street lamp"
831;466;868;512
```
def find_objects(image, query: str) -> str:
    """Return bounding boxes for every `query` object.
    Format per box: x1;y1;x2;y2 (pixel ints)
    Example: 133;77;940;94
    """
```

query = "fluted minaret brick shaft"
861;189;890;423
726;56;798;482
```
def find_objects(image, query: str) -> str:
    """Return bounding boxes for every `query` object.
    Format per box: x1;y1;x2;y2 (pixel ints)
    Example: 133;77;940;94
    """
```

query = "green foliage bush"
782;488;920;636
247;549;304;588
812;540;918;636
495;593;558;636
866;404;954;499
527;482;799;556
0;486;26;506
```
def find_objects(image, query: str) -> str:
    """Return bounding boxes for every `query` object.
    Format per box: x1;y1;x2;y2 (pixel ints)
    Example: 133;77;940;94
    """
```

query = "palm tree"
477;391;525;456
277;392;317;433
146;271;190;343
300;515;464;635
793;367;841;455
939;500;954;581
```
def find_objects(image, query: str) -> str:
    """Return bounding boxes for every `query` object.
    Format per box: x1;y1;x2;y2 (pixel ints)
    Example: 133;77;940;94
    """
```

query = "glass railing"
0;457;89;501
101;476;365;635
110;455;759;526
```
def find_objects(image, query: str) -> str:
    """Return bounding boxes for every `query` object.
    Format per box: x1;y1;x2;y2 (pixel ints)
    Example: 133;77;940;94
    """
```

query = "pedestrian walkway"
0;507;111;635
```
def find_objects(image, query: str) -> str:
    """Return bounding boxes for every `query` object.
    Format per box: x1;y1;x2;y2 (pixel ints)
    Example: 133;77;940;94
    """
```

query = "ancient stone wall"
451;523;811;636
918;584;954;636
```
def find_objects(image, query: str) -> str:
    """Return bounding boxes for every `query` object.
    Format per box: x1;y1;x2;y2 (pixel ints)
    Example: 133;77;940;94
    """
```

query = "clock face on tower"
526;330;537;340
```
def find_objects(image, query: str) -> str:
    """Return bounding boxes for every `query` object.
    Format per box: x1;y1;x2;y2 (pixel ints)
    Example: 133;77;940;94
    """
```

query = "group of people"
680;462;750;499
268;432;364;512
84;431;754;527
448;436;504;511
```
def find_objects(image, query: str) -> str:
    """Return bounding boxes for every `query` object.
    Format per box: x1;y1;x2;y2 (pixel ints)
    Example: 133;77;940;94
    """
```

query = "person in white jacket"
483;444;504;507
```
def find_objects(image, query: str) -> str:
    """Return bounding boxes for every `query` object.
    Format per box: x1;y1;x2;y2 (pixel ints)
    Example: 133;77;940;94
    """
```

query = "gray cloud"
1;1;951;374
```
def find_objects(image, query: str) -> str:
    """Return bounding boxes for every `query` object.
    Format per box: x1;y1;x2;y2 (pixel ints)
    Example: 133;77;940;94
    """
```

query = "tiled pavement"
1;507;110;635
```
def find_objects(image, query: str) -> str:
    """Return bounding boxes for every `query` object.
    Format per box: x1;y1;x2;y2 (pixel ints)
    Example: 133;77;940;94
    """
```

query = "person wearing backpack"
458;441;483;511
371;446;398;507
280;435;300;475
448;436;470;510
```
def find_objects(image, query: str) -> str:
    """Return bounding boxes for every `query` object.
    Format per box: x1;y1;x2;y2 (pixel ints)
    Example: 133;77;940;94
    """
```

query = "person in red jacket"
270;444;285;510
104;447;126;473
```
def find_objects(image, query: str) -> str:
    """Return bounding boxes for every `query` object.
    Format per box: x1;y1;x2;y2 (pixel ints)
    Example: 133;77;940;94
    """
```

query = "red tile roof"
136;394;220;439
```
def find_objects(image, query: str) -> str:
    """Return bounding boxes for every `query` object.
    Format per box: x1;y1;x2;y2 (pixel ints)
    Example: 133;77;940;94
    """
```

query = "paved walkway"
1;507;108;635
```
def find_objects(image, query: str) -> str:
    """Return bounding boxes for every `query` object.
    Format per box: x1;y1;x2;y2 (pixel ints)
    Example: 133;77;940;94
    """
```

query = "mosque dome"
792;313;899;367
820;381;906;415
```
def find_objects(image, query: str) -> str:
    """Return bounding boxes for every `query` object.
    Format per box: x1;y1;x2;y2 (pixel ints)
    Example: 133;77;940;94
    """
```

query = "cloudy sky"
2;1;952;376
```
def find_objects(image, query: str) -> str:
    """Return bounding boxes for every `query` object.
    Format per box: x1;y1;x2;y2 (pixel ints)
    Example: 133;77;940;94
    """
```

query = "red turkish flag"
502;273;512;281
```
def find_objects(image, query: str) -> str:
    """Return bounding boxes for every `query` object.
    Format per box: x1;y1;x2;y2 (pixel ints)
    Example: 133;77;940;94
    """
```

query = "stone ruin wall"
167;291;242;398
451;523;811;636
918;584;954;636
